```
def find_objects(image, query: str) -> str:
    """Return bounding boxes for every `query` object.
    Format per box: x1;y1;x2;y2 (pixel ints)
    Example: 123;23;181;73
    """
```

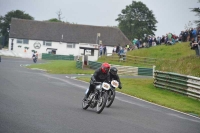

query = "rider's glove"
118;84;122;89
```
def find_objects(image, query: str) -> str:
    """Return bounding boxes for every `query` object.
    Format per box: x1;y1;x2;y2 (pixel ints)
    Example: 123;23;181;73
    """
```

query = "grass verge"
77;77;200;117
27;60;94;74
98;42;200;77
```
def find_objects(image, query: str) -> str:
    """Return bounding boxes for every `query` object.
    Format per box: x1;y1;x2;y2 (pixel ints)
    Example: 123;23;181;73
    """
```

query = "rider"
32;51;38;58
109;67;122;89
32;51;36;58
84;62;111;100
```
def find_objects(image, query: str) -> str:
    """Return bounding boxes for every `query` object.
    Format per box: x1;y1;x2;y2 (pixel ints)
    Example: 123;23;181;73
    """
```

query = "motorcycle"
33;56;37;63
106;80;119;108
82;81;109;114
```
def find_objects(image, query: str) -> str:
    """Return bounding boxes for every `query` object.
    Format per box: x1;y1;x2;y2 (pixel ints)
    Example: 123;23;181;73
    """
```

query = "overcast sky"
0;0;199;37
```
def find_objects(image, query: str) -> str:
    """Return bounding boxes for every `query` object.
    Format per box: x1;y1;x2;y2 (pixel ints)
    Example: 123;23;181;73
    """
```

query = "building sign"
34;42;41;49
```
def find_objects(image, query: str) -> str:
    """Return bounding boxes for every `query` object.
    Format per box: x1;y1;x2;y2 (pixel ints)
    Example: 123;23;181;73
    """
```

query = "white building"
9;18;131;61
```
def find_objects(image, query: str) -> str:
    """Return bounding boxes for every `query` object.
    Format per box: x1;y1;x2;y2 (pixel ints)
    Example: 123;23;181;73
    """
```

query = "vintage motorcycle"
33;56;37;63
82;81;109;114
106;80;119;108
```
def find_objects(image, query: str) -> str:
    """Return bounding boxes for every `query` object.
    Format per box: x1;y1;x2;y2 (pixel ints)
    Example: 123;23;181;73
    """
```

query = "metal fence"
106;54;157;66
88;61;102;70
154;71;200;99
42;53;74;60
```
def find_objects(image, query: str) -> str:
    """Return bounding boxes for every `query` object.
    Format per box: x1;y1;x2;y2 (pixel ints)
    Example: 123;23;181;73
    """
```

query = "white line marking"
115;91;200;120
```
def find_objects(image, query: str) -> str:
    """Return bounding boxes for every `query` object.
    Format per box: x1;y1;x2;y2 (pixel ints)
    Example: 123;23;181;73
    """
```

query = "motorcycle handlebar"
93;82;102;84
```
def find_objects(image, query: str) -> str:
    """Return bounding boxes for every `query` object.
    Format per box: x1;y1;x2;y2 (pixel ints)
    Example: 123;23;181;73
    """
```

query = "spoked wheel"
82;98;89;110
106;89;115;108
96;93;107;114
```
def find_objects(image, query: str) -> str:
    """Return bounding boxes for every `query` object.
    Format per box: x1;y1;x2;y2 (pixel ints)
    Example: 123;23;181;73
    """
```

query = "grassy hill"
98;42;200;77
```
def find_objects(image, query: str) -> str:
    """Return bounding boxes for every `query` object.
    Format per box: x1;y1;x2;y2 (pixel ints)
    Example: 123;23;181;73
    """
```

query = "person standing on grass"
191;36;200;56
148;36;152;47
116;44;120;54
103;45;107;55
112;46;116;53
192;28;197;42
136;39;140;49
99;44;103;56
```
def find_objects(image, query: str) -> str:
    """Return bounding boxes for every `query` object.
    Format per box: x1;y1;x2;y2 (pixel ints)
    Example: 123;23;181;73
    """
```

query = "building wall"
106;46;114;56
8;38;100;61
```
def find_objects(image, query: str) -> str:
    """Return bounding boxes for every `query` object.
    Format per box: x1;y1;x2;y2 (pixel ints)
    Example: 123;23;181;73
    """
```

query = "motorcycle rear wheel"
96;92;107;114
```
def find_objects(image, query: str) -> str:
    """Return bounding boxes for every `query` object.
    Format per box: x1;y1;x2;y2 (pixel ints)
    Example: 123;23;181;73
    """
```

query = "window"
17;39;22;44
23;39;29;44
67;43;76;48
17;39;29;44
43;41;52;46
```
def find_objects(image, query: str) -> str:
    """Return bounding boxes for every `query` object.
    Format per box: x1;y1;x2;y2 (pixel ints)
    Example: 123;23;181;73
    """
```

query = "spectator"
152;36;156;46
123;47;127;60
192;28;197;42
183;30;188;42
99;44;103;56
157;36;161;45
168;33;172;42
116;44;120;54
103;45;107;55
126;43;130;51
167;38;175;45
197;27;200;36
113;46;116;53
189;28;193;41
118;46;124;56
179;31;184;42
165;35;168;44
135;39;140;49
132;39;137;45
148;35;152;47
161;35;165;44
191;36;200;56
124;47;127;54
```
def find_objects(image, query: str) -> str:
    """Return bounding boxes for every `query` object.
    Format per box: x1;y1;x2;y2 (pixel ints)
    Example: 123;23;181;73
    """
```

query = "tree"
0;10;34;46
191;0;200;26
116;1;158;41
184;21;193;30
56;9;64;21
47;18;62;22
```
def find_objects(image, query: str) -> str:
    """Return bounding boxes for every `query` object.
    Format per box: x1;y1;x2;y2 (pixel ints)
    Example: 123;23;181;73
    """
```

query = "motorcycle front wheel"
82;98;89;110
96;92;108;114
106;89;115;108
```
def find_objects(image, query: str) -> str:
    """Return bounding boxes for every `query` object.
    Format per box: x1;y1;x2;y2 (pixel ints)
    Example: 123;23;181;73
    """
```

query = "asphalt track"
0;57;200;133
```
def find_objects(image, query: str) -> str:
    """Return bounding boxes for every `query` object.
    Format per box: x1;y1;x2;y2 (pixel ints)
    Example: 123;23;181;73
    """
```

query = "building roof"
10;18;131;46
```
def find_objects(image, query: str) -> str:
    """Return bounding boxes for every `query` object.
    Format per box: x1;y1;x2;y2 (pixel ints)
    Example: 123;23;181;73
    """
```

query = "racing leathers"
85;68;110;98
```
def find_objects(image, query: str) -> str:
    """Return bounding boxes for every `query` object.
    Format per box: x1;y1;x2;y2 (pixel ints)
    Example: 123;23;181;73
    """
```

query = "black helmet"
110;67;118;75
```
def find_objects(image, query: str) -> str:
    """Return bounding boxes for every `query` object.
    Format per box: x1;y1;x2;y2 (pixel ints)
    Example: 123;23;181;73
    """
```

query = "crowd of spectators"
99;27;200;60
99;44;107;56
114;27;200;57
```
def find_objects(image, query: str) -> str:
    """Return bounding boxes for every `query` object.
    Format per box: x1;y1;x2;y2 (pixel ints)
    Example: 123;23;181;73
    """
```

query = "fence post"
153;65;156;78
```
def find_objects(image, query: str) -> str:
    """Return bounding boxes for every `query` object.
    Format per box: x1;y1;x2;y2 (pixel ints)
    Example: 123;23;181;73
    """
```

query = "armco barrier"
88;61;102;70
42;53;74;60
154;71;200;99
76;61;83;69
88;61;154;76
138;67;153;76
